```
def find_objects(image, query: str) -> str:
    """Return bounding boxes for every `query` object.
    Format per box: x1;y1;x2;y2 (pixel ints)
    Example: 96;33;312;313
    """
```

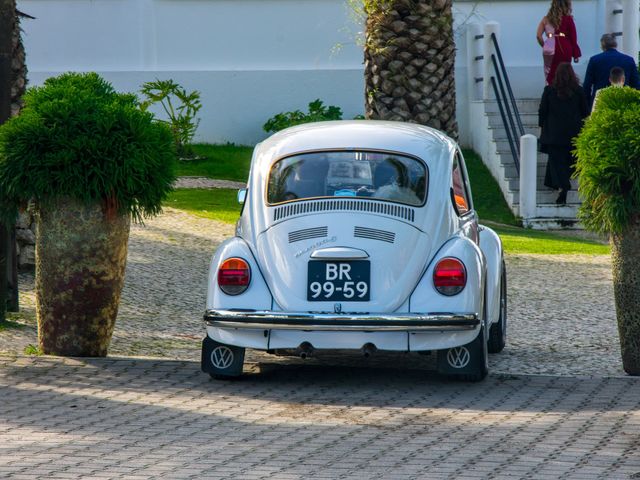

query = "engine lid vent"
273;199;415;223
354;226;395;243
288;226;328;243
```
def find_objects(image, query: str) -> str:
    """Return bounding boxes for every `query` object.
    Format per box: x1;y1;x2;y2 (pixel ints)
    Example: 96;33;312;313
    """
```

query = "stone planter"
36;198;130;356
611;217;640;375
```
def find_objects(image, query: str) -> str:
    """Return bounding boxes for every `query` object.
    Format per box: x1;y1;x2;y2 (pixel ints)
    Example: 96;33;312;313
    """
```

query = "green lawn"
491;224;609;255
177;144;253;181
462;149;518;226
165;188;241;224
167;145;610;255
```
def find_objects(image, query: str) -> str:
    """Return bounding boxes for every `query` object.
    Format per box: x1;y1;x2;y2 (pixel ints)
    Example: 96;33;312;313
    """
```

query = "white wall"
17;0;608;146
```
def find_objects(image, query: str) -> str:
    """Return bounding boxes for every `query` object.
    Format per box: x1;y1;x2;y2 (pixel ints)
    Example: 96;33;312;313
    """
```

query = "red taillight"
218;258;251;295
433;257;467;296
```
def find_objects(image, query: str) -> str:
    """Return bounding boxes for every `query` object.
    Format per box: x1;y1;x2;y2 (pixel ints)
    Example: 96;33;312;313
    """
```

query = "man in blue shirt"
583;33;639;109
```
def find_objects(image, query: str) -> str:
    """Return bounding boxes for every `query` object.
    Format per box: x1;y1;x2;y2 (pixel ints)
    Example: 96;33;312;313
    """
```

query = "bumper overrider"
204;309;480;332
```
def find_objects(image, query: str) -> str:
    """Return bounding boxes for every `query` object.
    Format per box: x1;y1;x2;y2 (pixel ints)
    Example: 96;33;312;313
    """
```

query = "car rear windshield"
267;151;427;206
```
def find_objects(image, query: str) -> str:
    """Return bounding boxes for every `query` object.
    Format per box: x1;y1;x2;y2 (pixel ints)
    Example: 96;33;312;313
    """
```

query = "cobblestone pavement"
0;356;639;480
0;209;624;376
173;176;246;189
1;209;638;479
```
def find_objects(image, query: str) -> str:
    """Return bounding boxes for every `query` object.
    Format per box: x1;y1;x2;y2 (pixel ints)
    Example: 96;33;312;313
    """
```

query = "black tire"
437;324;488;382
488;260;507;354
201;336;245;379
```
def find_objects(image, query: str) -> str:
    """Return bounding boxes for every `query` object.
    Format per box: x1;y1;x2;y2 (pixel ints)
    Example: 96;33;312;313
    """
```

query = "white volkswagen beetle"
202;121;506;381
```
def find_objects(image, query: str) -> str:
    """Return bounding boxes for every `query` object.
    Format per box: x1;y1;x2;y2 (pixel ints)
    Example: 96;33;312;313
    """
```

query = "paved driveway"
1;357;639;479
1;209;638;479
0;209;623;377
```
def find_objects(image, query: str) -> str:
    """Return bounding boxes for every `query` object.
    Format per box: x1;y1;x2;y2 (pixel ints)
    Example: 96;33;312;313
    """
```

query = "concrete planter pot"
611;217;640;376
35;198;130;356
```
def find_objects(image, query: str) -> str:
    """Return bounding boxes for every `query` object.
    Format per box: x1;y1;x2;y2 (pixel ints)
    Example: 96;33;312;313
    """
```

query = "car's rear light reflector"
218;258;251;295
433;257;467;296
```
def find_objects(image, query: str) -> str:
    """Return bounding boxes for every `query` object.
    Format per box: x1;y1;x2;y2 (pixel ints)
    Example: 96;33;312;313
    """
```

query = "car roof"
254;120;457;169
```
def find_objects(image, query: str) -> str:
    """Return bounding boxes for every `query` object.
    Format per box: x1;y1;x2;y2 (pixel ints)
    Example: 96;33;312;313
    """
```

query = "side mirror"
237;188;247;205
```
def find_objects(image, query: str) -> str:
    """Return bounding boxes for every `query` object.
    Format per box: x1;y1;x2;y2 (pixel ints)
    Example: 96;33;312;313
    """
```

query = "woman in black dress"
538;62;588;204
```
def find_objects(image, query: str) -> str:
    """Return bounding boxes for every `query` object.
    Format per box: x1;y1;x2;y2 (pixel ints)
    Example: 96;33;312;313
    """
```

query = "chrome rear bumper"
204;309;479;332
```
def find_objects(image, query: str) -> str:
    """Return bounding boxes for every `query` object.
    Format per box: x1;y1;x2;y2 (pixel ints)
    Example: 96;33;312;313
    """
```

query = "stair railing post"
483;21;500;101
466;22;483;102
606;0;623;38
519;134;537;223
596;0;607;51
621;0;639;58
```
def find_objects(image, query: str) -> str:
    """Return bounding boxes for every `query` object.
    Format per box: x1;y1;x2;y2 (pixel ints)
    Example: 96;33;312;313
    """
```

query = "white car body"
202;121;506;380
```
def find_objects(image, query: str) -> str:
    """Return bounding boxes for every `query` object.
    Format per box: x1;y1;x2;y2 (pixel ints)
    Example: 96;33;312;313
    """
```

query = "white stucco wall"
16;0;612;146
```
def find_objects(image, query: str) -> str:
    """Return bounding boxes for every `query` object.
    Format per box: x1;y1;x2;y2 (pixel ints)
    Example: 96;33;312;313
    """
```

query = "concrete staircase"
473;98;580;228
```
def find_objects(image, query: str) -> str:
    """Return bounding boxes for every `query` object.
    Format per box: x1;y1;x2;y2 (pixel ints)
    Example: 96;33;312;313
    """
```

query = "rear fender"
409;235;485;318
478;225;503;327
206;237;273;311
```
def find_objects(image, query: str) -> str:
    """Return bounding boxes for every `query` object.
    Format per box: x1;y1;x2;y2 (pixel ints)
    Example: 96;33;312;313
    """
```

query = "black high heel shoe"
556;189;568;205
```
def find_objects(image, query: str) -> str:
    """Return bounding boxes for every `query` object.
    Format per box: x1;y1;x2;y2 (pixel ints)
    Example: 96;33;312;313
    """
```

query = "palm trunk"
0;0;14;321
36;198;130;356
11;6;27;116
610;216;640;375
364;0;458;139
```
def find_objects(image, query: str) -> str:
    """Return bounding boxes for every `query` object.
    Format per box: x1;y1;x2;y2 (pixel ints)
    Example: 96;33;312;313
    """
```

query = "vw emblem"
334;303;342;313
447;346;471;369
211;346;234;369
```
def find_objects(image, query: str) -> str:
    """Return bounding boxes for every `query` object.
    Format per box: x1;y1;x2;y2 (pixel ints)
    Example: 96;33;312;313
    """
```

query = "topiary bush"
0;72;177;223
574;86;640;233
0;72;179;357
263;99;343;133
574;85;640;375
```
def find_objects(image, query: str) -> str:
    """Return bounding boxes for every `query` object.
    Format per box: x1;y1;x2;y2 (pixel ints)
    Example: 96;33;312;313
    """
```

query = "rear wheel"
488;260;507;354
437;324;488;382
201;336;245;379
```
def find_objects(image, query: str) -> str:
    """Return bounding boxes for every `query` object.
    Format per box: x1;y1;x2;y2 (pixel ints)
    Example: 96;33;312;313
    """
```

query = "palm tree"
363;0;458;139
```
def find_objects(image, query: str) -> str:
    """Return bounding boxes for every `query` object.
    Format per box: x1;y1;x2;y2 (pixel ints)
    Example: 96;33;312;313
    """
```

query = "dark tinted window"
452;152;471;215
267;151;427;206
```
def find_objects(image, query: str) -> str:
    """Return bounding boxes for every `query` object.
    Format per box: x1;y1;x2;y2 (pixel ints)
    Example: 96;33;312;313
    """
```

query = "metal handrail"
488;32;524;175
490;32;525;137
491;55;518;148
490;77;518;172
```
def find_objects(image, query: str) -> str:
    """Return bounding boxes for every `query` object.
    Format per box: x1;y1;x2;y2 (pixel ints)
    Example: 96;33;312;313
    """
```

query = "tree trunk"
610;216;640;375
364;0;458;140
0;0;15;322
36;198;130;356
11;5;27;116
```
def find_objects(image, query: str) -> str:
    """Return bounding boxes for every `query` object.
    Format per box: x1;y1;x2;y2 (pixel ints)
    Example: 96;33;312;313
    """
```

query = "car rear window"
267;151;427;206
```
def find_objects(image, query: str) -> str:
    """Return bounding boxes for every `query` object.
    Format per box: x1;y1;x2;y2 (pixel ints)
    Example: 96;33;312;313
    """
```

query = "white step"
486;112;538;128
483;98;540;114
478;97;582;228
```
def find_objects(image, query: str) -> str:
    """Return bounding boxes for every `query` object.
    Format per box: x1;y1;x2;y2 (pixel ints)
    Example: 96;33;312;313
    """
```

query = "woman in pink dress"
537;0;581;85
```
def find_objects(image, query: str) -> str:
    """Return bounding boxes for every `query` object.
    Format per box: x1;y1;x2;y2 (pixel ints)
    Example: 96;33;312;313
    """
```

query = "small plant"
24;344;43;356
263;99;343;134
140;79;202;158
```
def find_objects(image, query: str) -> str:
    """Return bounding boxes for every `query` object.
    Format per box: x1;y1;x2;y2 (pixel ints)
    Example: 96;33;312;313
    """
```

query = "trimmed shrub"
574;86;640;233
0;72;177;223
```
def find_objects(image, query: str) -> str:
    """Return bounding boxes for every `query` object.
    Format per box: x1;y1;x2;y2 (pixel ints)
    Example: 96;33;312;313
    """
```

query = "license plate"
307;261;370;301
